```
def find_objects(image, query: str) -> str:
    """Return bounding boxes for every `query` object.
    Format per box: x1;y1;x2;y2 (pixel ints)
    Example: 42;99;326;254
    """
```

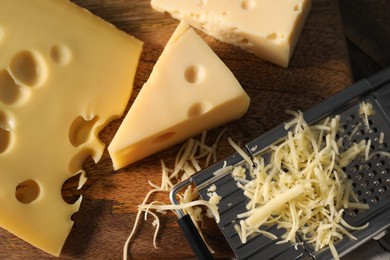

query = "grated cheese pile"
231;110;371;260
123;130;225;259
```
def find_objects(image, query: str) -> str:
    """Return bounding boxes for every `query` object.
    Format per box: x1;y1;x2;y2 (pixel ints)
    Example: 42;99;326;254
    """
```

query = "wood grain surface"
339;0;390;80
340;0;390;68
0;0;353;259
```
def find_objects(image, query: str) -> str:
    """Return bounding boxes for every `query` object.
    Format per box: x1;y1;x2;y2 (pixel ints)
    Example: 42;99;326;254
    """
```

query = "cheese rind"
150;0;311;67
108;21;250;169
0;0;142;256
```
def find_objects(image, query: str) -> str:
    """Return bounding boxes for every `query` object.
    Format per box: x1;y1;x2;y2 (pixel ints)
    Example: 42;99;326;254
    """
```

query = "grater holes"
355;172;364;181
350;165;359;173
370;196;380;204
282;106;387;229
360;180;369;188
350;149;389;199
376;160;385;167
356;129;366;137
373;178;383;186
368;170;377;178
363;162;372;171
365;188;374;196
346;115;355;122
349;209;359;217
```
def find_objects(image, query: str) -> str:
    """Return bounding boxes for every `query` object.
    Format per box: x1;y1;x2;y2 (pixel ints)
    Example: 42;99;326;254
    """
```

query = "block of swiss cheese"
150;0;312;67
108;20;250;169
0;0;142;256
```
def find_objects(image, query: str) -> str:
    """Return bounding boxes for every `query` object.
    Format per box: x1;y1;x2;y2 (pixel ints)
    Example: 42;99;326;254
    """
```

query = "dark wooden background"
0;0;389;259
338;1;390;259
340;0;390;80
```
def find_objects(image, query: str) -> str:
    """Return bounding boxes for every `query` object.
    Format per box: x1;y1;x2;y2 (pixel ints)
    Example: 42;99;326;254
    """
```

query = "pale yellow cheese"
0;0;142;256
150;0;311;67
108;21;249;170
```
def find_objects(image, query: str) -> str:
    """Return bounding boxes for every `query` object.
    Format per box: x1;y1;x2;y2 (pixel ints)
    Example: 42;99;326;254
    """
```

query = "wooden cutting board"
0;0;353;259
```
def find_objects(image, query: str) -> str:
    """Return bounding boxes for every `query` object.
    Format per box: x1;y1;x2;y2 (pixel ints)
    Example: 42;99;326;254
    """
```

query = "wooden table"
340;0;390;80
2;0;388;259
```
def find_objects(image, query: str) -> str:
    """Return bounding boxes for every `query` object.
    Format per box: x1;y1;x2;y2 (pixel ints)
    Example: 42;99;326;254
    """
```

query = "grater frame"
170;67;390;260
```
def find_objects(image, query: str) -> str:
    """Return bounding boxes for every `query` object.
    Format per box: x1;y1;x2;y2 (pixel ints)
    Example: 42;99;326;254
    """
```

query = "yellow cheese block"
108;21;250;170
0;0;142;256
150;0;311;67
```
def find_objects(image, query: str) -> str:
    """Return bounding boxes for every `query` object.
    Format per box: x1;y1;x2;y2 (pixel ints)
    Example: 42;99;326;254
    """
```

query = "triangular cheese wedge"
108;21;250;170
0;0;142;256
151;0;311;67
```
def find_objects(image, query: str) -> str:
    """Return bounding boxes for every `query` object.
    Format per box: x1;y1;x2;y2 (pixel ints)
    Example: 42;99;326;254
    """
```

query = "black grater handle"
177;214;214;260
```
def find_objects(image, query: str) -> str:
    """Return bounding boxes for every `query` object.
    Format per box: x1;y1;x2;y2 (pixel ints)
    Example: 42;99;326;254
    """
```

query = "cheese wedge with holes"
108;21;250;170
0;0;142;256
150;0;311;67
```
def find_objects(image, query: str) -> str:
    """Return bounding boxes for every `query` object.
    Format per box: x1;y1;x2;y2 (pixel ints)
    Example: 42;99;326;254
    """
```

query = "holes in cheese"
50;44;72;65
0;110;13;131
0;128;11;154
9;50;47;87
184;65;205;84
108;20;249;169
62;172;84;204
152;132;176;143
15;179;40;204
241;0;256;10
0;69;24;105
68;148;95;174
241;38;250;45
0;110;12;153
294;4;302;12
267;33;284;43
187;102;210;118
69;115;99;147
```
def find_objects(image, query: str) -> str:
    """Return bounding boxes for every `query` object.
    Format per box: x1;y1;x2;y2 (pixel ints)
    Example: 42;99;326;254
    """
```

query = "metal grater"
170;68;390;260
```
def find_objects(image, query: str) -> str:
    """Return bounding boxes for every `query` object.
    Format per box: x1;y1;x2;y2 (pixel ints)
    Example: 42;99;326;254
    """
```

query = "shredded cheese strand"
245;185;305;228
359;101;374;130
123;130;226;259
138;200;220;223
